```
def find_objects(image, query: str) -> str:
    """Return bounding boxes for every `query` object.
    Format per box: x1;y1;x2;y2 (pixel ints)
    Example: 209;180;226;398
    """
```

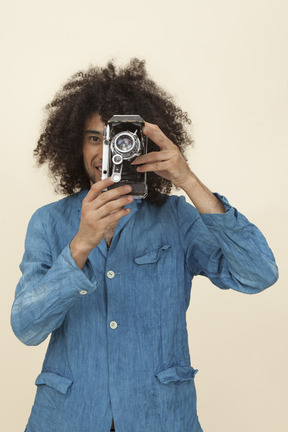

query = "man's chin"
85;170;101;186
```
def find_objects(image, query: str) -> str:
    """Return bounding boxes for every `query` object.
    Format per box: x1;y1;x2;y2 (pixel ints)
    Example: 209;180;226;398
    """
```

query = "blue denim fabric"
11;191;278;432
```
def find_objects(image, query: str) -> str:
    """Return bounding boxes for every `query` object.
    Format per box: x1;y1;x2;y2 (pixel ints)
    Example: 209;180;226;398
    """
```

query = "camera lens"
115;134;134;153
112;130;141;160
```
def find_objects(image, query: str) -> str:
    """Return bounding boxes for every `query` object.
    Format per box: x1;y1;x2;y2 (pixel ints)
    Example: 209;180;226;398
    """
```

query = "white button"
107;270;115;279
110;321;118;329
79;290;88;295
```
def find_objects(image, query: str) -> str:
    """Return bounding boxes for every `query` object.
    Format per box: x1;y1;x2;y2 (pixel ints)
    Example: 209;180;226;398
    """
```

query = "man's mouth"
95;165;102;174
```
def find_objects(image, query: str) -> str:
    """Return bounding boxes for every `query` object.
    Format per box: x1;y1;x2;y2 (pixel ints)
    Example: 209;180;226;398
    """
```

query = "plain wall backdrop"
1;0;287;431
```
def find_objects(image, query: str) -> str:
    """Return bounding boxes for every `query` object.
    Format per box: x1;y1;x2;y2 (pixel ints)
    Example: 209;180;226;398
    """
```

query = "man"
11;59;278;432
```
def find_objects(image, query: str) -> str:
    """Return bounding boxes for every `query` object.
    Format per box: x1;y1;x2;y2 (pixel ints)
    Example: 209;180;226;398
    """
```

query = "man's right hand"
70;177;133;269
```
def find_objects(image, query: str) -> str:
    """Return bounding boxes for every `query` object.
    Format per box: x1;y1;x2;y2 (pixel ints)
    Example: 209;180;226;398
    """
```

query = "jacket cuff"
59;245;98;296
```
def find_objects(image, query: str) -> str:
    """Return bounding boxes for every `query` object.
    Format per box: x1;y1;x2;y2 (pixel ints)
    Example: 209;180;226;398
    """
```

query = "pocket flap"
134;245;171;265
35;372;73;394
156;365;198;384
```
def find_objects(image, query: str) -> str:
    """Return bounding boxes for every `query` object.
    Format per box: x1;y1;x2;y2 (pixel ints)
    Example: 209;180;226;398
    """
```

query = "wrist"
176;171;198;192
178;172;226;214
70;235;93;270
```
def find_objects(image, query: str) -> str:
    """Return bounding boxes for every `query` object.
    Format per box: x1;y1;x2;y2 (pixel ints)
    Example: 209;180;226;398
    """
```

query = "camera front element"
112;131;141;160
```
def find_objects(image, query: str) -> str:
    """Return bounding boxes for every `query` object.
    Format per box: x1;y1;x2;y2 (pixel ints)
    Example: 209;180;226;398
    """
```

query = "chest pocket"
134;244;171;265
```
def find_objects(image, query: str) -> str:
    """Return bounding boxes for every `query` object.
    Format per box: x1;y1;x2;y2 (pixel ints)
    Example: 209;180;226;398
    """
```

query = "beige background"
1;0;287;431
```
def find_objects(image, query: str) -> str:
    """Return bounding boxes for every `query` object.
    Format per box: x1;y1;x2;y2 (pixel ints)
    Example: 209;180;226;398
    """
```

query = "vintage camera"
102;115;148;198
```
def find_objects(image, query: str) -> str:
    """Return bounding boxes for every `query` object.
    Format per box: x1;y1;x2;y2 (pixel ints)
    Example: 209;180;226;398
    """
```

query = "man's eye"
89;136;101;143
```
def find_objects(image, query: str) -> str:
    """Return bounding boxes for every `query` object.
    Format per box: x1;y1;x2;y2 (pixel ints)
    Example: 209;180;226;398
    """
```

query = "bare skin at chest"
103;222;117;247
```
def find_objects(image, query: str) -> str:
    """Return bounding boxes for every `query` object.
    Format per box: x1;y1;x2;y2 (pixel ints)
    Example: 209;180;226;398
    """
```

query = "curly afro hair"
34;58;193;206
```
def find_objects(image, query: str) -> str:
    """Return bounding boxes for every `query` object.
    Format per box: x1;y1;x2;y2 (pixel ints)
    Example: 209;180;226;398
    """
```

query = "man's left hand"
131;122;193;189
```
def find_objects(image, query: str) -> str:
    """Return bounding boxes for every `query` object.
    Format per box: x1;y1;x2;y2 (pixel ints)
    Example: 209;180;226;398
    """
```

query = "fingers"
135;160;170;174
71;192;132;262
100;206;131;228
85;177;115;203
131;150;170;166
95;193;133;220
95;185;133;214
84;180;132;207
81;182;133;224
131;122;178;172
143;122;174;150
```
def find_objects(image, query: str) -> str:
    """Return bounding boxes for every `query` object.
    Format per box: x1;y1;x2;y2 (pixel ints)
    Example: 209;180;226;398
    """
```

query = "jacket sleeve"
11;209;99;346
177;193;279;294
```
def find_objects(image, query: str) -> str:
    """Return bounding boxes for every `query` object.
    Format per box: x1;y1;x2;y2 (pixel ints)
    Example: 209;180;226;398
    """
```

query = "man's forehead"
84;112;105;132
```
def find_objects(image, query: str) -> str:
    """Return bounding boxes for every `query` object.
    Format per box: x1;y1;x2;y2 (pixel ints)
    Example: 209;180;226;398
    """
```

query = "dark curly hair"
34;58;194;205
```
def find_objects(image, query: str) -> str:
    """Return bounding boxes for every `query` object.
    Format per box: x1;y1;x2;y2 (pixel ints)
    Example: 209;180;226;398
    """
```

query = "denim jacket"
11;190;278;432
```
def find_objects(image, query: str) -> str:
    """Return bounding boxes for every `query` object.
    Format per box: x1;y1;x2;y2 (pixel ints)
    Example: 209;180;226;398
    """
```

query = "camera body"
102;115;148;198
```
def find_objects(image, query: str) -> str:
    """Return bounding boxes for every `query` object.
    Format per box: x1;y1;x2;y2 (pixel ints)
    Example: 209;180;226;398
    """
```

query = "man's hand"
132;122;225;214
131;122;193;189
70;178;133;269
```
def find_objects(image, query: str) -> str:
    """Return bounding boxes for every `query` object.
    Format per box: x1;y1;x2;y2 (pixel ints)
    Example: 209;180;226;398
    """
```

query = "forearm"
180;172;226;214
11;245;98;345
179;193;278;293
70;235;93;270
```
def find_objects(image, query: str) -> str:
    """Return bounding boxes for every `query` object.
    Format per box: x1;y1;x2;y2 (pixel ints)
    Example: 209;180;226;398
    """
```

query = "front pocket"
35;371;73;395
134;244;171;265
156;365;198;384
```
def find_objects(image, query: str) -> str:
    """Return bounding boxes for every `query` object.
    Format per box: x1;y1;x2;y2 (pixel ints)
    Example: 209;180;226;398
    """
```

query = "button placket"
106;266;119;331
